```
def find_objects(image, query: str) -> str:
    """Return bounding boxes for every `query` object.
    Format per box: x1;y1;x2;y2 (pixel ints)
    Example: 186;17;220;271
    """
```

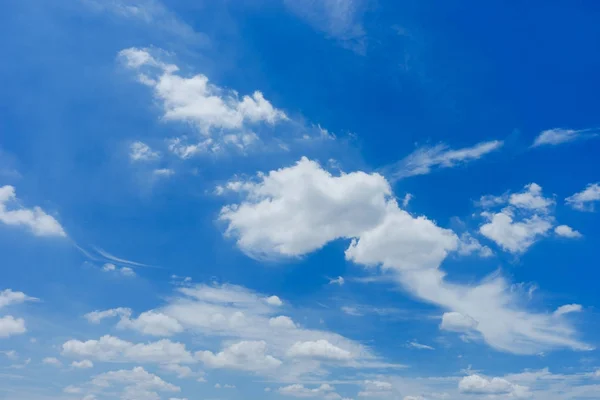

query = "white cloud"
0;289;37;309
71;359;94;369
458;374;530;397
479;183;556;254
0;316;26;338
402;193;413;208
62;335;195;364
215;383;236;389
358;380;393;397
532;128;598;147
440;312;479;333
269;316;297;329
554;304;583;316
508;183;554;212
160;363;198;379
196;340;282;372
0;185;66;237
220;157;393;259
265;295;283;306
42;357;62;367
117;311;184;336
328;276;345;286
554;225;582;238
219;159;589;354
63;385;81;394
130;141;160;161
101;263;137;277
566;183;600;212
407;341;434;351
387;140;503;180
153;168;175;178
283;0;367;53
278;383;335;397
90;366;180;399
85;307;132;323
119;47;287;153
456;233;493;257
287;340;353;361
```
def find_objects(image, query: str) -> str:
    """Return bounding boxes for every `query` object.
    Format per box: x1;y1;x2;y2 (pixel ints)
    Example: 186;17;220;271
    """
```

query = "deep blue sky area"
0;1;599;399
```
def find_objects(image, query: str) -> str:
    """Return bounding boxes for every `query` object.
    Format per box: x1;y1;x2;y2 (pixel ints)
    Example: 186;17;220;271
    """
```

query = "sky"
1;0;600;399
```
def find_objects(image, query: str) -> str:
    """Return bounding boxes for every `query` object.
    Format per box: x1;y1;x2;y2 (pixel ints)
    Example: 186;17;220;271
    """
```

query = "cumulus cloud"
479;183;555;253
456;233;493;257
61;335;194;364
71;359;94;369
196;340;282;372
0;289;37;309
458;374;530;398
278;383;335;397
119;47;287;154
0;185;66;237
219;159;590;354
566;183;600;212
287;340;353;361
117;311;184;336
532;127;598;147
387;140;503;180
555;225;583;238
90;366;180;400
0;316;27;338
358;380;393;397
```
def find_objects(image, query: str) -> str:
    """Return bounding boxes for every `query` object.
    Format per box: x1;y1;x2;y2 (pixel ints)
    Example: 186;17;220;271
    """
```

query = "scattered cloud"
532;127;598;147
219;159;590;354
153;168;175;177
101;263;137;277
386;140;503;180
119;47;287;155
72;359;94;369
0;185;66;237
0;289;37;309
407;341;435;351
328;276;345;286
90;366;180;399
566;183;600;212
456;233;493;257
197;340;282;372
0;316;27;338
42;357;62;367
130;141;160;161
287;339;352;361
458;374;530;398
479;183;555;253
61;335;195;364
555;225;583;238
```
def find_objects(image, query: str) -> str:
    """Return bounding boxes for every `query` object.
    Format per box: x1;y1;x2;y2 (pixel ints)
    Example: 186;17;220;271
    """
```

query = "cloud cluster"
219;158;589;354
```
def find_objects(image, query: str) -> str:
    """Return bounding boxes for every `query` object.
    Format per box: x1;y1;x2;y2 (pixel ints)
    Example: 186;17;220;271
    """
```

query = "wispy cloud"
385;140;503;180
531;127;599;147
94;247;151;268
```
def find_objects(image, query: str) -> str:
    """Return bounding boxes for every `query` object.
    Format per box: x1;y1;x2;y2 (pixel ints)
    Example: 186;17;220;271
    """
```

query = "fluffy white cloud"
63;385;81;394
101;263;136;277
61;335;194;364
153;168;175;178
269;316;297;329
196;340;282;372
479;184;556;253
220;157;393;258
91;366;180;400
0;289;37;309
117;311;184;336
555;225;583;238
440;312;478;333
265;295;283;306
0;316;26;338
119;47;287;154
130;141;160;161
0;185;66;237
387;140;503;180
358;380;393;397
566;183;600;212
532;128;598;147
220;160;589;354
42;357;62;367
85;307;132;323
554;304;583;316
458;374;530;398
278;383;335;397
71;359;94;369
287;340;353;361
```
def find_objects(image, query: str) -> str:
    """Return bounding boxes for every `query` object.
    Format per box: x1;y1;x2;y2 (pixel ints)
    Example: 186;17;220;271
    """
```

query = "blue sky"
1;0;600;399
